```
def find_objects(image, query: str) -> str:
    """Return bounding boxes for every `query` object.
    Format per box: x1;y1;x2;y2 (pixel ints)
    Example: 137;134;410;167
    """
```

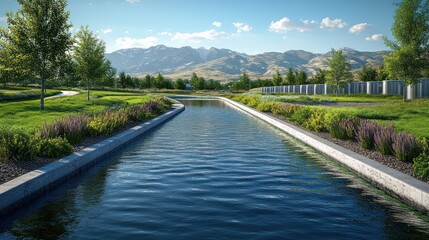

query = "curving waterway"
1;99;428;239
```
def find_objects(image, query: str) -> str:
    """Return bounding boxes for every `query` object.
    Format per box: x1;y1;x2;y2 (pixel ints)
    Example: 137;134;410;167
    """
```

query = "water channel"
1;99;428;239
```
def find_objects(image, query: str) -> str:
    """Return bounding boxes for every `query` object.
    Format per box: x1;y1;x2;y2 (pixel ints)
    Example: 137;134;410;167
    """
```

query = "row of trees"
0;0;115;109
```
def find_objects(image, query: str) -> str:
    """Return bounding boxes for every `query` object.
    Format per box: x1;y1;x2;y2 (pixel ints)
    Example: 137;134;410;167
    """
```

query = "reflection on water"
1;100;428;239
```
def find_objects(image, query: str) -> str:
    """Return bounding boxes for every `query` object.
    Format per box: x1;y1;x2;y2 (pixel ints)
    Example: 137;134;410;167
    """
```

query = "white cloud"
115;36;158;49
126;0;140;3
172;29;227;43
233;22;252;33
349;23;370;33
212;21;222;27
158;31;173;36
101;28;113;34
320;17;347;29
269;17;318;33
365;33;383;41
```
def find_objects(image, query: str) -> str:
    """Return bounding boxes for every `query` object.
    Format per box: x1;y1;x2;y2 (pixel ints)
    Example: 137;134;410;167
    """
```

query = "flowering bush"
36;114;89;144
393;132;422;162
356;119;380;149
36;137;73;158
330;118;361;140
0;127;36;161
374;122;395;155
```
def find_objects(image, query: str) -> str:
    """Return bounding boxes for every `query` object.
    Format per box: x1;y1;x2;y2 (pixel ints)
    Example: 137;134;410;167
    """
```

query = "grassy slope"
0;90;152;132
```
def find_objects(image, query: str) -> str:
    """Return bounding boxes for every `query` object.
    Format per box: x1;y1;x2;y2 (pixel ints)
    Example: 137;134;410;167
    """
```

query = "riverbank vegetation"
0;95;172;161
228;94;429;180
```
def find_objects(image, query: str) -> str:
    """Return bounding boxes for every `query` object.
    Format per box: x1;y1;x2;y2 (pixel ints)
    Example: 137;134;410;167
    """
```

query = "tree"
383;0;429;100
190;72;205;90
286;68;296;85
154;73;166;89
296;70;308;85
326;49;352;95
174;78;186;90
376;65;389;80
73;26;106;101
118;71;133;88
239;72;251;90
310;69;327;84
358;65;378;82
141;74;153;88
99;60;116;87
272;70;283;86
3;0;72;110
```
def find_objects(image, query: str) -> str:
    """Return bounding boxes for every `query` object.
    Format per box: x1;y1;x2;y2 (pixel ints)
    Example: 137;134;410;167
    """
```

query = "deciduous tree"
326;49;352;95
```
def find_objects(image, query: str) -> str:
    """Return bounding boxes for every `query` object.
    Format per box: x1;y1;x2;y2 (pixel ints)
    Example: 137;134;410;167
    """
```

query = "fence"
261;79;429;99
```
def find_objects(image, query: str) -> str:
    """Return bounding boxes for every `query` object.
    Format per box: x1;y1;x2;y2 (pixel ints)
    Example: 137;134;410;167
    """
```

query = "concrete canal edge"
219;97;429;215
0;103;185;216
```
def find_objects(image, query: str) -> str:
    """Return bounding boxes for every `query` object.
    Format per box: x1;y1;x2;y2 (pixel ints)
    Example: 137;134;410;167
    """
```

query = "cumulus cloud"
365;34;383;41
233;22;252;33
212;21;222;27
172;29;227;43
115;36;158;49
126;0;140;3
349;23;370;33
320;17;347;29
269;17;318;33
101;28;113;34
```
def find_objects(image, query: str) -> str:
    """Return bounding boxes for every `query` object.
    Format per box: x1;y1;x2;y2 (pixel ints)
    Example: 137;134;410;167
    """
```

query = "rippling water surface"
1;100;428;239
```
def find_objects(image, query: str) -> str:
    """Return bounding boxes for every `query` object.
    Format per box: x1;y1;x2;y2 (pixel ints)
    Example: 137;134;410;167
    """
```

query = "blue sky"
0;0;398;54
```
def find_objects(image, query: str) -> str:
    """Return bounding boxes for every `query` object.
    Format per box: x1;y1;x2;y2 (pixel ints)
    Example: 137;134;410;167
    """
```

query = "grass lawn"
0;88;62;101
0;90;153;132
260;93;403;103
332;99;429;138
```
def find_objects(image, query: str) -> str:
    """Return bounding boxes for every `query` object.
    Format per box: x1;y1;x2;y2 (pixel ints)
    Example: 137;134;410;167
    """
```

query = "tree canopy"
326;49;352;94
2;0;72;109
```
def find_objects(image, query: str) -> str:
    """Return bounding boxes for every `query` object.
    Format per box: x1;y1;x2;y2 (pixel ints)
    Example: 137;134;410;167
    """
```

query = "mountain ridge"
105;45;388;81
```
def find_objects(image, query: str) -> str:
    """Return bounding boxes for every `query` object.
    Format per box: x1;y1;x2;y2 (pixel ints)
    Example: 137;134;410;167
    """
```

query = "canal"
0;99;428;239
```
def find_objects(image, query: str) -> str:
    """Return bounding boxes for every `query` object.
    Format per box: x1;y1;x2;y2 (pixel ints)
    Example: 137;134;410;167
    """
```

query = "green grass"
0;88;62;101
0;90;153;132
331;99;429;138
260;93;403;103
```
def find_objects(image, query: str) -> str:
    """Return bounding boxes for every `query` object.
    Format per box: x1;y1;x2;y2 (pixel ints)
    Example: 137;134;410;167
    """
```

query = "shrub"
393;132;422;162
88;109;128;137
256;101;275;112
36;114;89;144
290;107;313;125
324;111;348;132
356;119;380;149
330;118;361;140
240;95;261;107
303;108;326;132
374;123;395;155
0;128;36;161
270;102;288;115
282;104;303;119
413;153;429;180
36;138;73;158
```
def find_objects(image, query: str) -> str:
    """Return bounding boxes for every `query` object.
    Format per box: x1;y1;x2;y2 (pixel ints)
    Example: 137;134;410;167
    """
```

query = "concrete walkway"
45;90;79;99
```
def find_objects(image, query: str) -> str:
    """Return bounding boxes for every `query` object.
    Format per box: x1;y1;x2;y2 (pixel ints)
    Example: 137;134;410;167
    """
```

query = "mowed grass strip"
0;90;153;132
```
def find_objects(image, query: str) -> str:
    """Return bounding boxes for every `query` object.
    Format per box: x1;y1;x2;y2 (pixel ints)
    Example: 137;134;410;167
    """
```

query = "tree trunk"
87;78;90;101
40;78;45;110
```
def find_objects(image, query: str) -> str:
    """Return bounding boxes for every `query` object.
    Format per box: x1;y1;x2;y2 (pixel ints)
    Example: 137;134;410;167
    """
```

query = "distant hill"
105;45;388;81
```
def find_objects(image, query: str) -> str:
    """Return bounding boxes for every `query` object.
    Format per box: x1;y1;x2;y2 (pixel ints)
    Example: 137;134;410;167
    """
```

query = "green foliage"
295;70;308;85
291;107;313;125
174;78;187;90
190;72;205;90
383;0;429;100
323;110;347;133
309;69;327;84
118;71;134;88
3;0;73;110
358;65;378;82
303;108;326;132
256;101;275;112
36;137;73;158
326;49;353;94
73;26;107;101
88;109;128;137
0;127;36;161
413;152;429;180
272;70;283;86
285;68;296;85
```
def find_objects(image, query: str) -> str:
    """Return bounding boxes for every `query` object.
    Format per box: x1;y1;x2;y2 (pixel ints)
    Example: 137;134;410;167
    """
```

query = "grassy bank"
0;90;157;132
0;88;62;101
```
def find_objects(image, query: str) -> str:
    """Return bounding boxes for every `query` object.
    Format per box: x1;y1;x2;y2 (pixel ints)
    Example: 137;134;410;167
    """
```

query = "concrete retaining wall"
0;103;185;216
219;97;429;215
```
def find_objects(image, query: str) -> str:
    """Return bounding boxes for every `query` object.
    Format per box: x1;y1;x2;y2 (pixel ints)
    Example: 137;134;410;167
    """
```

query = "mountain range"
105;45;388;81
